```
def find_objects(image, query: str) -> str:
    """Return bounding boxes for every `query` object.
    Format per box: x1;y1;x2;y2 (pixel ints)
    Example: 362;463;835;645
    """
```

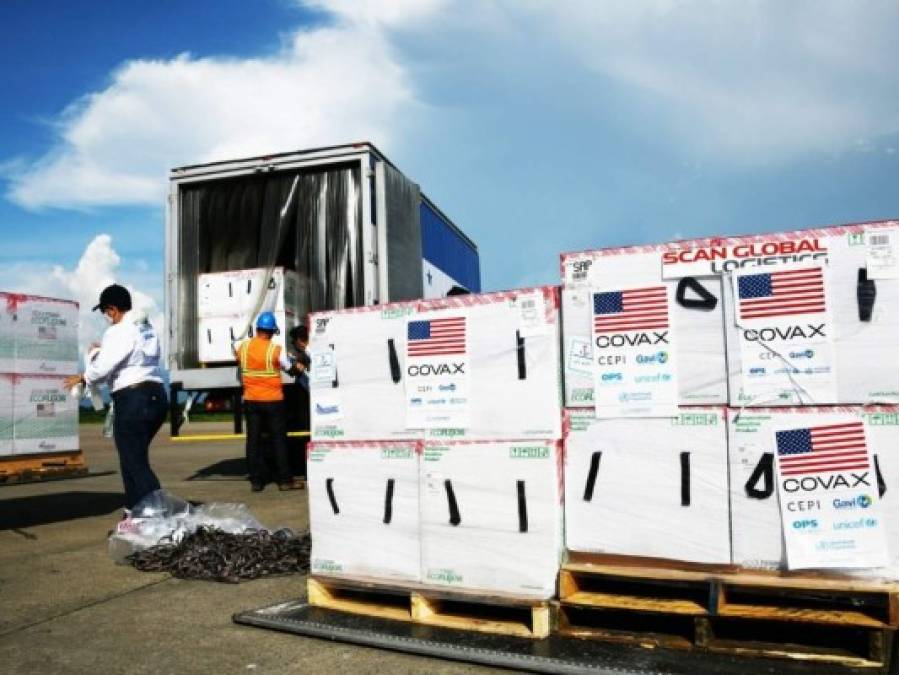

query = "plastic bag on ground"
108;489;266;564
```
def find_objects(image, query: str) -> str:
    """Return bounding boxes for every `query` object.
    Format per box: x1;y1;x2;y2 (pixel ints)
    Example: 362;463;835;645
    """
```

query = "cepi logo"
833;494;873;510
636;351;669;365
789;349;815;359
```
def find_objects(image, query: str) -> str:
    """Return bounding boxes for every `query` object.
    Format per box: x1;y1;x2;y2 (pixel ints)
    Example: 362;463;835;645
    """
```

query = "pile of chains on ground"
128;526;311;583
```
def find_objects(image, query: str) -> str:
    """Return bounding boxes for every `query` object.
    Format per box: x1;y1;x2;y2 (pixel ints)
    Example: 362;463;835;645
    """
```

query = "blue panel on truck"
420;201;481;292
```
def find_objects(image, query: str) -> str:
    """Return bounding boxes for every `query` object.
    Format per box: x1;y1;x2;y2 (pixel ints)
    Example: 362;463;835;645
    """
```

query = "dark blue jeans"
244;400;292;486
112;382;167;508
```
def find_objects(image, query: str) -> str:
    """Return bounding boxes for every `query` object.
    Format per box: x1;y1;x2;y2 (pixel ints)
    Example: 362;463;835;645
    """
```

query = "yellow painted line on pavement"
171;431;311;442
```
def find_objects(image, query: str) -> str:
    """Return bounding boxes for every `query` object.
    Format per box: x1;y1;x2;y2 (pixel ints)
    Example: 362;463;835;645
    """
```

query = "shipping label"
774;418;889;569
590;284;679;418
732;264;837;405
404;315;470;429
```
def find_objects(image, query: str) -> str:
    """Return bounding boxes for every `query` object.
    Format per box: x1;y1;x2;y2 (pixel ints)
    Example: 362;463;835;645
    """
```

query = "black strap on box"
858;268;876;322
676;277;718;311
583;451;602;502
387;339;402;384
874;455;887;498
680;451;691;506
444;479;461;526
516;330;527;380
383;478;395;524
326;478;339;514
517;480;528;533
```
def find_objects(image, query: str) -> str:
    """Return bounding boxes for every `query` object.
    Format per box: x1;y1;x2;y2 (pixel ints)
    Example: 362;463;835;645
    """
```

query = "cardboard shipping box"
309;302;422;442
560;247;728;409
728;406;899;577
9;295;79;375
308;441;421;583
12;375;78;455
0;374;12;457
198;267;299;318
415;287;562;440
198;311;295;364
564;408;731;564
419;440;563;599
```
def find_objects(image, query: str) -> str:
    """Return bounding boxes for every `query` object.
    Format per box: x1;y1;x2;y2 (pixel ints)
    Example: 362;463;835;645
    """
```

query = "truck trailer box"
560;246;728;410
719;222;899;406
728;406;899;577
308;441;421;583
166;143;479;392
12;375;78;455
564;408;731;564
419;440;563;599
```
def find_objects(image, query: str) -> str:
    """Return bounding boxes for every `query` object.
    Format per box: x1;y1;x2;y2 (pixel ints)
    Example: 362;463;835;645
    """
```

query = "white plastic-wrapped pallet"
0;374;13;457
307;441;421;583
309;302;421;442
564;408;731;564
419;440;563;599
414;286;562;440
560;247;727;410
197;311;295;364
728;406;899;578
12;375;78;455
10;295;79;375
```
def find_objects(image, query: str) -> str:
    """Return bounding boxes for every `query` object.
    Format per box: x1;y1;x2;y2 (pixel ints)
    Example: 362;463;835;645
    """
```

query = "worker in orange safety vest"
235;311;305;492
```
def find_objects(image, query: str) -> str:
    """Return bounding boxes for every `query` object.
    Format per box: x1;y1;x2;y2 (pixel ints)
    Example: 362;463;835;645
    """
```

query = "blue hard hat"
256;312;279;333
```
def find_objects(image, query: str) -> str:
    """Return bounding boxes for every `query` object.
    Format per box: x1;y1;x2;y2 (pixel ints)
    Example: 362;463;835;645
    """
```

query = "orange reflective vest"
238;337;284;402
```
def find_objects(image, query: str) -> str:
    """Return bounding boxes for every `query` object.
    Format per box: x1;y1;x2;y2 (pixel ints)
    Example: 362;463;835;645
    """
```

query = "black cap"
92;284;132;312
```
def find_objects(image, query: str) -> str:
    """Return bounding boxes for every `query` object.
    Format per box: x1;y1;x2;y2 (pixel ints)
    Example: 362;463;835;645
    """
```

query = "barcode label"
520;299;536;310
870;234;891;247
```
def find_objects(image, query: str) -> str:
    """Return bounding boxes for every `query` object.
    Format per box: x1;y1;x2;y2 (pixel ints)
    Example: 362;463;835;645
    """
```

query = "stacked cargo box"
0;293;80;476
307;287;564;613
196;267;299;363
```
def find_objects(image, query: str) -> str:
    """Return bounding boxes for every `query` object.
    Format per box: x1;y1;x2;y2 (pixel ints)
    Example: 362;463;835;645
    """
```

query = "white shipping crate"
728;406;899;577
309;302;422;442
419;440;563;599
706;222;899;406
198;267;300;318
564;408;731;564
11;295;79;375
415;287;562;440
0;374;13;457
198;311;295;364
308;441;421;583
12;375;78;455
561;248;728;408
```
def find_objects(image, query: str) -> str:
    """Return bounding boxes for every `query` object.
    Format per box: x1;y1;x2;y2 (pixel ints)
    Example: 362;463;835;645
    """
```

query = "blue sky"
1;0;897;337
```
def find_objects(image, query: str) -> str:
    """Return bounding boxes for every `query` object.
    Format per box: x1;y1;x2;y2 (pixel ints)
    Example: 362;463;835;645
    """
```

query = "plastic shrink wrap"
308;441;421;583
419;440;563;599
564;408;731;564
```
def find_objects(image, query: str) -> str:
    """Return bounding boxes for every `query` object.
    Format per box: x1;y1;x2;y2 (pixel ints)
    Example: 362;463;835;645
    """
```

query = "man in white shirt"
64;284;168;509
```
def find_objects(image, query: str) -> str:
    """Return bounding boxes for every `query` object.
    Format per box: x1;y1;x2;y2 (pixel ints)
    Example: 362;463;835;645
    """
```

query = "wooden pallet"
558;560;899;669
307;576;550;639
0;451;87;484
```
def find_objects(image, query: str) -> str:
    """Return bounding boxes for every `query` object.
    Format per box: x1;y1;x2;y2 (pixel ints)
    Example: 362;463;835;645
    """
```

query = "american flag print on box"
593;287;668;333
738;267;826;320
407;317;466;357
776;421;869;476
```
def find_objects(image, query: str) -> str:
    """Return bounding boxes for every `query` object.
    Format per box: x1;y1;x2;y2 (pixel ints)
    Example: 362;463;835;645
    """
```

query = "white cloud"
6;15;417;209
0;235;163;354
5;0;899;210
